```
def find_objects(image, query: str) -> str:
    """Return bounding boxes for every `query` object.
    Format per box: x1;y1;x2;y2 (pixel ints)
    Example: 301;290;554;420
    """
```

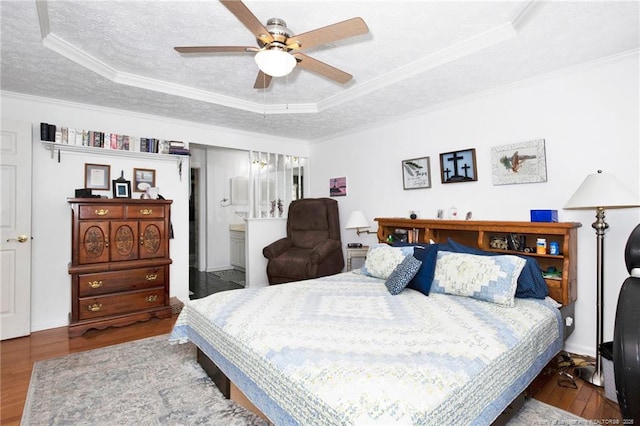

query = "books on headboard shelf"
39;122;191;156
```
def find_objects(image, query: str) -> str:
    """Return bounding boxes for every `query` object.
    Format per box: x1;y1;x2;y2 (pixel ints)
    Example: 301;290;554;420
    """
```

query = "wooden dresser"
67;198;172;337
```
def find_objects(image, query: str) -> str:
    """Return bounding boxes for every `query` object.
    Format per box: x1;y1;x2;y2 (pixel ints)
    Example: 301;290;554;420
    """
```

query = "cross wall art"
439;148;478;184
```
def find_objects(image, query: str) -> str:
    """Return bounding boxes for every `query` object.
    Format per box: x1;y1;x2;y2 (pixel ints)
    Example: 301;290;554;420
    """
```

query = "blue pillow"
385;255;423;295
406;245;439;296
441;238;548;299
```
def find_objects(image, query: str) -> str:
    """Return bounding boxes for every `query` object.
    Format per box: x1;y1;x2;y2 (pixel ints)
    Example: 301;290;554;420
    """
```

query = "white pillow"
430;251;526;307
360;244;412;280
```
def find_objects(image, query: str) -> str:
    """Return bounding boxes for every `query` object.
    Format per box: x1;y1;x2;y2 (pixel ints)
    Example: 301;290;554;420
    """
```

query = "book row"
40;122;190;155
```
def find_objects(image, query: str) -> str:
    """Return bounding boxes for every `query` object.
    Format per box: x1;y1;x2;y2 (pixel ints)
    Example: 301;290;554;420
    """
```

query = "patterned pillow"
385;255;423;295
359;244;413;279
440;238;548;299
430;251;526;307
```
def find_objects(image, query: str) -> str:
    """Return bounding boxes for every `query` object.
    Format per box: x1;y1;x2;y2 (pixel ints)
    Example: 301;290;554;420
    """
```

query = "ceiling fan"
174;0;369;89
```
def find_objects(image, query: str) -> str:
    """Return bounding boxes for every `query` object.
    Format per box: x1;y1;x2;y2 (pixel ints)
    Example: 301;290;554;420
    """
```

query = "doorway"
189;167;200;269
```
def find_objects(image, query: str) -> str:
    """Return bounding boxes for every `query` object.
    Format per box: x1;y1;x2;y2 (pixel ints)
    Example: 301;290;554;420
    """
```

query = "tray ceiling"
1;1;638;142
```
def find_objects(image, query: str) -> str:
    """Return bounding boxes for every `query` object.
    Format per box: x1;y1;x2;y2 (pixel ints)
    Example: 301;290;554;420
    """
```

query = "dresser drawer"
78;205;124;219
126;205;165;219
78;288;165;320
77;267;166;297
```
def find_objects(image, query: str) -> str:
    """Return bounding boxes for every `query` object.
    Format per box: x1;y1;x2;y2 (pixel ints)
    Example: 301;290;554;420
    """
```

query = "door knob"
6;234;29;243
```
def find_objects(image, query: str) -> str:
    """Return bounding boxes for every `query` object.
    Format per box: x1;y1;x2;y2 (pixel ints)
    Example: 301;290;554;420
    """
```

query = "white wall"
203;145;250;271
310;53;640;358
246;218;287;287
1;92;308;332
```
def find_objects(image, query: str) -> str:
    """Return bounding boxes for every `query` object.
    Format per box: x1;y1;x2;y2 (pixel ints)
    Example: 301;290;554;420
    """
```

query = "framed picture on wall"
402;157;431;189
491;139;547;185
84;163;111;190
133;168;156;192
329;177;346;197
439;148;477;184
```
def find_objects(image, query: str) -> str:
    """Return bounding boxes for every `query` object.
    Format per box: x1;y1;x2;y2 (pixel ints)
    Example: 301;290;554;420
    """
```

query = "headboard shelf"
374;218;581;308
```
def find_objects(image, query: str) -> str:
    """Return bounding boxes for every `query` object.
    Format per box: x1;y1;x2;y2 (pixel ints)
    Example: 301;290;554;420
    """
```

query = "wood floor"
1;315;623;425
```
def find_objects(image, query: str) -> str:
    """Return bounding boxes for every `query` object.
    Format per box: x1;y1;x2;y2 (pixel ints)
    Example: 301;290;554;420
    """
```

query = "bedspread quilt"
170;272;562;425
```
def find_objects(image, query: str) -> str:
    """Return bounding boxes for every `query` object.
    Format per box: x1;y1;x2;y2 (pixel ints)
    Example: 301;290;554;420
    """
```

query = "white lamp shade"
254;50;296;77
564;170;640;209
345;211;370;229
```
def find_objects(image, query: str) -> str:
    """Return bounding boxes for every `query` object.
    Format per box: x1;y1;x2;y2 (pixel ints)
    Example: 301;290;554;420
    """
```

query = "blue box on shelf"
530;209;558;222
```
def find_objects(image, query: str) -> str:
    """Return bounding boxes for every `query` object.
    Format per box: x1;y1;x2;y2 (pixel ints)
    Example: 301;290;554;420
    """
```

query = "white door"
1;120;32;340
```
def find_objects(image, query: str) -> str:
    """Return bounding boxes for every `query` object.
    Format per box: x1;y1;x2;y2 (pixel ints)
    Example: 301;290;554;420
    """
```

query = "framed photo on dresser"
112;180;131;198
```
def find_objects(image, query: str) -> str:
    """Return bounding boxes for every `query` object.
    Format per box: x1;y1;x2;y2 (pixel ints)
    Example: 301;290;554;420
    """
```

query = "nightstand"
346;246;369;271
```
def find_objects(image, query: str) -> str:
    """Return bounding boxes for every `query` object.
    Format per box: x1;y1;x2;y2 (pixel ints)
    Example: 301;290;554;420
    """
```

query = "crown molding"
1;90;310;147
318;21;518;112
312;48;639;143
36;0;539;116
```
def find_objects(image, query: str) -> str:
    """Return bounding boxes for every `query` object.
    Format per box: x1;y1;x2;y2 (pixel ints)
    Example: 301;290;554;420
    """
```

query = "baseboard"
206;265;235;273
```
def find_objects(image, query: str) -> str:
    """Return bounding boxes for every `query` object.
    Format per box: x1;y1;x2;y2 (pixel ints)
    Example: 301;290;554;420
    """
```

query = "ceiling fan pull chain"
262;76;266;119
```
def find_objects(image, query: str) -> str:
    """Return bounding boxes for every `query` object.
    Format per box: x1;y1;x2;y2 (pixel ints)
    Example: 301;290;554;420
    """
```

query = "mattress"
170;272;562;425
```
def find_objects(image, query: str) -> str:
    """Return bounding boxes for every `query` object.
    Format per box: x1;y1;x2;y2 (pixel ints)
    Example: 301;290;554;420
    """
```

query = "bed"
169;243;564;425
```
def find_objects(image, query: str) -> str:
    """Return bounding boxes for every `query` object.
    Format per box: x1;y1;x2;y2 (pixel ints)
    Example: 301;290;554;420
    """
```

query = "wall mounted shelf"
41;141;186;163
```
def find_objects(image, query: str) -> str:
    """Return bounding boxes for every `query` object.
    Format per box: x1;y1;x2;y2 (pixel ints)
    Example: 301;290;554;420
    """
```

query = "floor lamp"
564;170;640;386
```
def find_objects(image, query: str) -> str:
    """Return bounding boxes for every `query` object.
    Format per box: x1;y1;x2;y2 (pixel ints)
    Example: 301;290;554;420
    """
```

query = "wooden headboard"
374;218;581;308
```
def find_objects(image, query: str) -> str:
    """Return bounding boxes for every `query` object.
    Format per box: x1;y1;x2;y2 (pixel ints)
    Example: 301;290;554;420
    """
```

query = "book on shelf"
168;147;191;156
40;123;49;141
158;140;171;154
130;136;140;152
542;272;562;280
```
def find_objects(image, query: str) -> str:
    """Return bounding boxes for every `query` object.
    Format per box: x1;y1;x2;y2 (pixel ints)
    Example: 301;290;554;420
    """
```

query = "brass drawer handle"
140;209;153;215
105;237;109;248
145;273;158;281
87;303;102;312
88;280;103;289
95;209;109;216
146;295;158;303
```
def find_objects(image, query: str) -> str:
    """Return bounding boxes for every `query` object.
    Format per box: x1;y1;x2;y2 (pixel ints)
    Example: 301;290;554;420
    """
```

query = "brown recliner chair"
263;198;344;284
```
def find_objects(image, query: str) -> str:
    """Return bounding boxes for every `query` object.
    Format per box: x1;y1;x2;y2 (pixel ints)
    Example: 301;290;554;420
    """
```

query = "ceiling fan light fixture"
254;49;296;77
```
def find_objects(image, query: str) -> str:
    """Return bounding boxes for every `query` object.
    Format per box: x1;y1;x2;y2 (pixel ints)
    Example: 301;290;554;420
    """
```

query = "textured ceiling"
1;1;638;143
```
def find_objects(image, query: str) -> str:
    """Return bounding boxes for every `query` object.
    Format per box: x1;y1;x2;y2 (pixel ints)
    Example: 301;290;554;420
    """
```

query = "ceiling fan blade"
220;0;274;44
293;53;352;84
174;46;255;54
286;17;368;51
253;71;273;89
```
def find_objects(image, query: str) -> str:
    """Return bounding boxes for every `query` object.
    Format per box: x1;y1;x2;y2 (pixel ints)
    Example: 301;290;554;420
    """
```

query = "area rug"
22;335;266;425
508;398;592;425
213;268;246;286
23;334;588;425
